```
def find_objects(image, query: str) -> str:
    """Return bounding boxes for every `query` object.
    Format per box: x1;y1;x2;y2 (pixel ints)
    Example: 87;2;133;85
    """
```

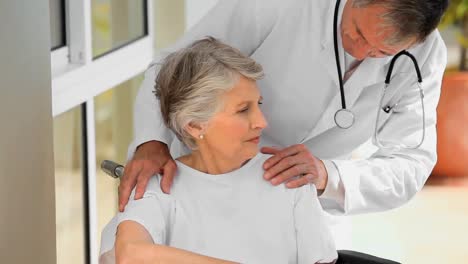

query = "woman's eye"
239;107;249;113
238;102;262;113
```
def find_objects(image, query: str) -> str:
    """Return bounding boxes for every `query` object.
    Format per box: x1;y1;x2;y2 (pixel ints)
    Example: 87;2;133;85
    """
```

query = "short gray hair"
352;0;448;45
154;37;264;149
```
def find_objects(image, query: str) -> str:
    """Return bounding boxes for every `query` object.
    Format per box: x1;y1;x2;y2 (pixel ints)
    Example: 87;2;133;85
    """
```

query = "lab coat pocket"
375;72;415;126
374;87;403;131
375;103;394;133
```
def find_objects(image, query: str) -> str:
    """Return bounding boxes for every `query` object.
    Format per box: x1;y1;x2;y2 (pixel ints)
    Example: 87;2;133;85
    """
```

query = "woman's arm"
294;185;337;263
115;220;238;264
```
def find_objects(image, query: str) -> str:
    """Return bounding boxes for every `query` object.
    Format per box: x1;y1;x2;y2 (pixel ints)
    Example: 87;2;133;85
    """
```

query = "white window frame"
50;46;69;77
52;0;154;117
50;1;154;263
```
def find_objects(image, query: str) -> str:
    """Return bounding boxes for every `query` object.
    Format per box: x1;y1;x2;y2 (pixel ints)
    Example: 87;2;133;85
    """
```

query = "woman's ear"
185;122;205;139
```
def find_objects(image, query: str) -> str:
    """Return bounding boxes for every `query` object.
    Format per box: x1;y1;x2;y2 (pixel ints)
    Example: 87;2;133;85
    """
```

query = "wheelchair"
101;160;400;264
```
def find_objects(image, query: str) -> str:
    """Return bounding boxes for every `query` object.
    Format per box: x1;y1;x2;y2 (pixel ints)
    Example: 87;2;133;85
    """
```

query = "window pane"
54;106;86;264
92;0;147;58
49;0;66;50
95;74;144;248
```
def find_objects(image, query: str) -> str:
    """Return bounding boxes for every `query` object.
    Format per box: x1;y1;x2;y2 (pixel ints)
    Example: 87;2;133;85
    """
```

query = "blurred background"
49;1;467;263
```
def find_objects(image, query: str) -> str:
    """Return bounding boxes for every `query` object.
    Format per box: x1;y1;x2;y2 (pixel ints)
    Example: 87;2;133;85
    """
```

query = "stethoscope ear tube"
385;50;423;84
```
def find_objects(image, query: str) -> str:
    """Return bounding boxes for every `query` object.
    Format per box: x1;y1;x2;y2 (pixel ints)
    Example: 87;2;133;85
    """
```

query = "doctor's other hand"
118;140;177;212
261;145;328;191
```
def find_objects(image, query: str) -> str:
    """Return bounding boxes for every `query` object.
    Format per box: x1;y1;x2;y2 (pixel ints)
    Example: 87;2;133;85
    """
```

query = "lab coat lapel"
318;37;345;90
317;0;346;90
303;3;344;143
307;0;345;140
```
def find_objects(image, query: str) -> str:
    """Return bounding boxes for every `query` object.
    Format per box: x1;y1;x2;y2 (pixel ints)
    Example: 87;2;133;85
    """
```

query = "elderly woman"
99;37;337;264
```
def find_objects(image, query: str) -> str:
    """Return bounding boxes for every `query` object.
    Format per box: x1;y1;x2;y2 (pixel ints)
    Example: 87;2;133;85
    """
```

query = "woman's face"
200;76;267;161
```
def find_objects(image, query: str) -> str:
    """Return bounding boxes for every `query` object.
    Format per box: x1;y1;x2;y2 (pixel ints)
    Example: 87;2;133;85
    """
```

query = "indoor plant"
431;0;468;177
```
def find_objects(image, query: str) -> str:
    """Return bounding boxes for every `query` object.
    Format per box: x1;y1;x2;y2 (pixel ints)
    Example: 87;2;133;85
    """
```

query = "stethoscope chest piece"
334;108;355;129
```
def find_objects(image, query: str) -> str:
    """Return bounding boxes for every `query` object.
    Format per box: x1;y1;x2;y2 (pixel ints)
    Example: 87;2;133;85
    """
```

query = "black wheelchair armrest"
336;250;401;264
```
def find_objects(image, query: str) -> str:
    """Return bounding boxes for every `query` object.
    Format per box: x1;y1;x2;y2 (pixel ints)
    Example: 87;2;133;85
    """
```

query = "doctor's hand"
261;145;328;191
118;141;177;212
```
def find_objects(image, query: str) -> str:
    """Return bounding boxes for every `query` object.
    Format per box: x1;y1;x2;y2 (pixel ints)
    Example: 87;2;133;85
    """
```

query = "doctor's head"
341;0;449;60
155;37;267;161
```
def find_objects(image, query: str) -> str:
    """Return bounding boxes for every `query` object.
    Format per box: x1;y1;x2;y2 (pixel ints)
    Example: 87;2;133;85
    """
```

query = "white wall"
185;0;219;30
0;0;56;263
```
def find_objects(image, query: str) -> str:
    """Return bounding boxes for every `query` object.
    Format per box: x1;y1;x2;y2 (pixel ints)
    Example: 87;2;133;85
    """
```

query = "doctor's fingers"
268;163;312;186
262;144;307;171
260;146;282;155
286;173;318;189
134;166;160;199
119;160;159;211
133;160;163;199
159;159;178;194
118;161;141;212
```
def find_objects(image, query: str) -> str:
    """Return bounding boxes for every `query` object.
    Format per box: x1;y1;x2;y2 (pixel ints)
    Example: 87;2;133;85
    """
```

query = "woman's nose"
252;109;268;130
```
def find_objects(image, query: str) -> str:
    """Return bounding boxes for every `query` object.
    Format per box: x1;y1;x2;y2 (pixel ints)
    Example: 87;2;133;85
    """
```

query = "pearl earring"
199;134;204;139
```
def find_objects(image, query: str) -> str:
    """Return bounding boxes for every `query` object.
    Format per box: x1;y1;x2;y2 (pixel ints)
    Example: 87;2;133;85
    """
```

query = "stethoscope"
332;0;426;149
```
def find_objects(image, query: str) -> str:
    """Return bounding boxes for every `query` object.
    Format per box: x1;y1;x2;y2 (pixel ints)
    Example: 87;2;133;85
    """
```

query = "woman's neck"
178;150;249;175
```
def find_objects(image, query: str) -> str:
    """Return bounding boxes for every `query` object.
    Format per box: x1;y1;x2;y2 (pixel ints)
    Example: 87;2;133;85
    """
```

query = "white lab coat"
129;0;447;216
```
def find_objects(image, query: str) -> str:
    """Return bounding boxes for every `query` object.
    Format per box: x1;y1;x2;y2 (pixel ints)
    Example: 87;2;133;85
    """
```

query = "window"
94;74;143;249
51;1;153;263
51;1;187;263
49;0;68;74
49;0;66;50
92;0;148;58
53;106;87;264
51;0;153;115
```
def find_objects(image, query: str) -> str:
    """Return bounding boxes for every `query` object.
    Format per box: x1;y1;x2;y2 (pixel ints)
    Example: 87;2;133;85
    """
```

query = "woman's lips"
247;136;260;144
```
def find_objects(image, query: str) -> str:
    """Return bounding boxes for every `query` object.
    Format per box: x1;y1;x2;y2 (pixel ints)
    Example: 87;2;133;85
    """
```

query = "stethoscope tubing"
333;0;347;110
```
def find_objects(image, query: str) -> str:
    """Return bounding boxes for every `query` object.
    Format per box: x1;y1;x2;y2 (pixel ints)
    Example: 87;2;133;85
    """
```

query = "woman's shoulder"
241;153;273;176
141;174;170;197
247;153;304;200
253;153;320;196
253;152;273;164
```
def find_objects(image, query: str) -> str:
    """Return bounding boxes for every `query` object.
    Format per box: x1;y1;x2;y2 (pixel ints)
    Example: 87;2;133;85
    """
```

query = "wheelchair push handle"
101;160;124;179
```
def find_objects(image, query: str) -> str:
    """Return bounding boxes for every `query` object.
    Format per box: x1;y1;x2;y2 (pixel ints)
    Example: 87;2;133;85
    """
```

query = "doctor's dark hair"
154;37;264;149
353;0;449;45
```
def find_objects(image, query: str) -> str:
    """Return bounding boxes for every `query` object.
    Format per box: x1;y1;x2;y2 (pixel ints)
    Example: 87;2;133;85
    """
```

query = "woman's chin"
243;146;260;160
224;144;259;162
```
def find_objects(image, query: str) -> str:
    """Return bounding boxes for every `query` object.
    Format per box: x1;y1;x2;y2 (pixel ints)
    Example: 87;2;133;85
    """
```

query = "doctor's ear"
185;122;207;139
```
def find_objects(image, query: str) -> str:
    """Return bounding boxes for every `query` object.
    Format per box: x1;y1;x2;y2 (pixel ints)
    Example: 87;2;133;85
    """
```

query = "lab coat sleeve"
320;35;447;215
294;185;338;263
128;0;277;159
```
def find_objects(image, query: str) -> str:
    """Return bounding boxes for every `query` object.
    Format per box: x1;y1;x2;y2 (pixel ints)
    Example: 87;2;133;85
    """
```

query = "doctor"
119;0;448;217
